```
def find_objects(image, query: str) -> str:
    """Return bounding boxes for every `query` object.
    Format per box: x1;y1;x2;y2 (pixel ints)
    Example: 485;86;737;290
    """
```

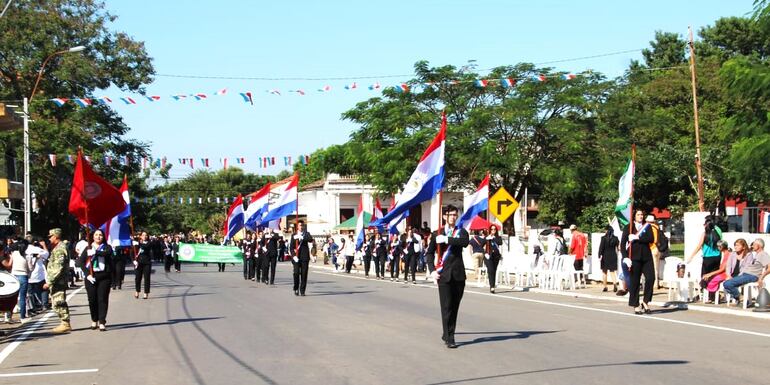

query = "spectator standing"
597;226;619;292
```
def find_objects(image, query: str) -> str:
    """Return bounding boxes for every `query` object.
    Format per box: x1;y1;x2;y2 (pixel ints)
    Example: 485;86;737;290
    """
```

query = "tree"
0;0;155;236
337;61;612;229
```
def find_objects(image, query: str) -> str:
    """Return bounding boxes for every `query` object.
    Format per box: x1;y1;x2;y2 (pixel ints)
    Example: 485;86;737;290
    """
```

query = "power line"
154;48;646;82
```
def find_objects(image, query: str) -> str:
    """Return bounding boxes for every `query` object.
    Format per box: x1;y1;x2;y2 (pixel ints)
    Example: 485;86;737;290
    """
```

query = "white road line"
0;368;98;377
0;286;85;365
314;269;770;339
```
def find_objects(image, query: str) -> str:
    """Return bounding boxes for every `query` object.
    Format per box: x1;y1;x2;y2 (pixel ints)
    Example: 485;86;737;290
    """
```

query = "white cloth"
26;247;49;283
75;239;89;256
10;251;30;276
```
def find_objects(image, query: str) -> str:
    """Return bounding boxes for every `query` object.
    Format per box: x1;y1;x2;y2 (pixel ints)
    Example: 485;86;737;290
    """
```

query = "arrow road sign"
489;187;518;223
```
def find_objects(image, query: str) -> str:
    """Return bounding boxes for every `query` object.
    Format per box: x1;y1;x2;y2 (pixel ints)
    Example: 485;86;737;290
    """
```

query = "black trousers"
403;254;418;282
255;256;263;280
363;254;372;276
112;260;125;289
85;272;111;324
629;258;655;307
345;254;354;273
266;254;278;284
484;256;500;288
438;279;465;343
135;263;151;294
174;256;181;272
375;256;386;278
293;258;309;294
217;263;226;272
390;256;400;279
164;255;173;272
243;258;250;279
425;253;435;274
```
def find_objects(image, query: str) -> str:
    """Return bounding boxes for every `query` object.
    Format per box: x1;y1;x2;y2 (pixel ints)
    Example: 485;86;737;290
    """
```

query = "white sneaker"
20;318;30;325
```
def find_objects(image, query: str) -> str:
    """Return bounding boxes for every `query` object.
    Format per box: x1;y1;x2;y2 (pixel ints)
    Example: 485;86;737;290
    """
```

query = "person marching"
134;231;152;299
343;235;356;274
171;235;181;273
264;228;280;285
242;233;255;280
45;228;71;334
403;228;422;284
621;210;656;314
162;235;173;273
78;229;113;331
291;221;315;296
390;234;403;281
484;225;503;293
254;230;265;282
375;232;387;279
363;232;374;278
433;205;470;348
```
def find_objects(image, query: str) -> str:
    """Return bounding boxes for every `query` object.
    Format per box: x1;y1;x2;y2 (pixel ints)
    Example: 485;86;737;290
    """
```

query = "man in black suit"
291;221;315;296
264;228;280;285
433;205;470;349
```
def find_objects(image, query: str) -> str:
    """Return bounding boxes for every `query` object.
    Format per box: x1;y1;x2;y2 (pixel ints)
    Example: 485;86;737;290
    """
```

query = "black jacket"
621;224;654;262
375;238;388;259
438;228;470;282
266;233;279;257
291;231;314;261
135;241;152;264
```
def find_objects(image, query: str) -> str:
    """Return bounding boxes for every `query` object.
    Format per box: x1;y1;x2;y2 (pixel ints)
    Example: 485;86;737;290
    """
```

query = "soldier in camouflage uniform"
44;228;71;334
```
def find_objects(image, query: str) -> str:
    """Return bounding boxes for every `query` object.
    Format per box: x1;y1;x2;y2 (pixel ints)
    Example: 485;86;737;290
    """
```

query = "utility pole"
23;97;31;234
688;26;706;212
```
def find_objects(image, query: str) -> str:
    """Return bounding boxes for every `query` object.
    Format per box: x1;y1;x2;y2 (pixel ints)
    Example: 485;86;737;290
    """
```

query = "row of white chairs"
475;253;587;291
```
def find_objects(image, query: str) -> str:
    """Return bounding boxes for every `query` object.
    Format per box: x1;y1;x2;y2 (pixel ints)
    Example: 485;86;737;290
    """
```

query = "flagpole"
688;26;706;212
485;171;490;255
628;144;636;261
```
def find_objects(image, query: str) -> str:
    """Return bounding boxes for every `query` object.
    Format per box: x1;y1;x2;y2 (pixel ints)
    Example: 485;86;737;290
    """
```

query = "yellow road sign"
489;187;519;223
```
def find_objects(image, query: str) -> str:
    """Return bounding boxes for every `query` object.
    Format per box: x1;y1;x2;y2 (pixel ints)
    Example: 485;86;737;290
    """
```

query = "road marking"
0;368;98;377
0;286;84;365
313;269;770;339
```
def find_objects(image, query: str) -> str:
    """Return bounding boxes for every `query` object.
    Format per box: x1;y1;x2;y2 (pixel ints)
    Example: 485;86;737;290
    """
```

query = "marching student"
172;235;182;272
375;232;387;279
344;235;356;274
434;205;470;348
484;225;503;293
621;210;655;314
242;233;255;280
78;229;113;331
291;221;315;296
263;228;280;285
403;228;422;284
134;231;152;299
390;233;403;281
254;230;265;282
363;232;374;278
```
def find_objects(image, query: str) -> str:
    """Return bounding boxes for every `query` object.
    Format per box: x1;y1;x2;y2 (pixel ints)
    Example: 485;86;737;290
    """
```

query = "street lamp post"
23;45;86;235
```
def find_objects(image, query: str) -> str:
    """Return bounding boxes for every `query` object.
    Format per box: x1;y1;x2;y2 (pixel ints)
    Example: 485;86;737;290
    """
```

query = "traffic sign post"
489;187;518;223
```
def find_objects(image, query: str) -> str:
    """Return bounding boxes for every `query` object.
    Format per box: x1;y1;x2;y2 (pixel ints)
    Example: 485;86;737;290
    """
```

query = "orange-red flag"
68;151;127;227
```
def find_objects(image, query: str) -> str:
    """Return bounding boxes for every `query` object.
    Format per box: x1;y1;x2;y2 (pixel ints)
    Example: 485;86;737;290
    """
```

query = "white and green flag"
614;160;635;226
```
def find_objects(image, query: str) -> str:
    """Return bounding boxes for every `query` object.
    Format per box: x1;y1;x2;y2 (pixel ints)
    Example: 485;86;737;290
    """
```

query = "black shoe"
300;292;306;296
441;335;447;342
446;340;458;349
294;290;299;296
616;290;627;296
602;287;608;292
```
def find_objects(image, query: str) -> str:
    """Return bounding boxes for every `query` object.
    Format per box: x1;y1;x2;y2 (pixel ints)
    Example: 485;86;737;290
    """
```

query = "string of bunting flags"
45;72;581;107
41;153;310;169
131;195;246;206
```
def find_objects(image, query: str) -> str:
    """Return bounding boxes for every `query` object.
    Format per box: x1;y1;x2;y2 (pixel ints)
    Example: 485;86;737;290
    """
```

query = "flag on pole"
371;198;384;230
244;183;271;231
223;194;244;242
261;173;299;224
614;159;635;226
387;198;408;235
457;173;490;230
50;98;68;106
102;176;132;247
239;92;253;105
373;113;445;227
355;195;366;251
68;151;127;228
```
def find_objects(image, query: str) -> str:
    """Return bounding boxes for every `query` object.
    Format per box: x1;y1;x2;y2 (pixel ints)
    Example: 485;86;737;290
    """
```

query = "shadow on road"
306;290;375;297
425;360;689;384
455;330;562;346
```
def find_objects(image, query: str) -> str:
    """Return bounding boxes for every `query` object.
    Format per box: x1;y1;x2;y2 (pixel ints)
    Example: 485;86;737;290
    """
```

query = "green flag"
614;160;634;226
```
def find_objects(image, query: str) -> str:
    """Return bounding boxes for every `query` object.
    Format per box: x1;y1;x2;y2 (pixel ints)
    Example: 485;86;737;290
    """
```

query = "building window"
340;208;354;223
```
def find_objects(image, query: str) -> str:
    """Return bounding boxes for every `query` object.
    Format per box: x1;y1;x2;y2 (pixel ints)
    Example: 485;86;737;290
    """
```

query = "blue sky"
102;0;754;179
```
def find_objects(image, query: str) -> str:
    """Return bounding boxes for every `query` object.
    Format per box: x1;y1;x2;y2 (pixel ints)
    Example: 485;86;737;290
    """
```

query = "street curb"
309;263;770;320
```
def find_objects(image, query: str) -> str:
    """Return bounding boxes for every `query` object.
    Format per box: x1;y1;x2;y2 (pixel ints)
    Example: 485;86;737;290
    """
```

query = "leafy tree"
0;0;154;236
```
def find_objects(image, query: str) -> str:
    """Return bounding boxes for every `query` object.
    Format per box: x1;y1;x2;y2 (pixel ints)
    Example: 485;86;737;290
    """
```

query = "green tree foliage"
143;168;273;235
0;0;154;235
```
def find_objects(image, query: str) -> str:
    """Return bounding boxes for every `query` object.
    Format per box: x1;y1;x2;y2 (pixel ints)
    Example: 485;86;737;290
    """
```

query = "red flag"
68;151;127;227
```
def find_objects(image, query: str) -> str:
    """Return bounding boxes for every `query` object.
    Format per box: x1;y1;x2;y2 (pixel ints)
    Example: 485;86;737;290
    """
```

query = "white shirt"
10;251;30;276
26;246;49;283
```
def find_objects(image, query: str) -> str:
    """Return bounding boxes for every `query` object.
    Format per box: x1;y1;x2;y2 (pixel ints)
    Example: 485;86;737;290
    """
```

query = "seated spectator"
700;240;737;303
722;239;770;305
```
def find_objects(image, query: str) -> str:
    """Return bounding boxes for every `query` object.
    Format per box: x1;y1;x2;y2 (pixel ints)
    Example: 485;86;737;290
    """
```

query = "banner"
177;242;243;263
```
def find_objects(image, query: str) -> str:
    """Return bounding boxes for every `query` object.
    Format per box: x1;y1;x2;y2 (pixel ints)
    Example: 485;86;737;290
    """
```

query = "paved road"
1;262;768;385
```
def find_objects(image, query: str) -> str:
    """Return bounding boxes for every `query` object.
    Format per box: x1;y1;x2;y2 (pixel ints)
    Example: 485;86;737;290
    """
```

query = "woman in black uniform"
134;231;152;299
484;225;502;293
79;229;113;331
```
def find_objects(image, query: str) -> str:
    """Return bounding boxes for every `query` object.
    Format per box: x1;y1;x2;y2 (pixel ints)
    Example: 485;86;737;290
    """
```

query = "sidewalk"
309;261;770;320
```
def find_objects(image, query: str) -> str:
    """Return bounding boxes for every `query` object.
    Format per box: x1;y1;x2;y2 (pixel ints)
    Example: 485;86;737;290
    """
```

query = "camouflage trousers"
50;289;70;322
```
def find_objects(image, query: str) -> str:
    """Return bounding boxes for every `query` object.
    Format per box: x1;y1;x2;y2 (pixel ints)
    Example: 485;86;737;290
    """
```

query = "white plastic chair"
476;265;487;287
741;276;770;309
662;257;688;301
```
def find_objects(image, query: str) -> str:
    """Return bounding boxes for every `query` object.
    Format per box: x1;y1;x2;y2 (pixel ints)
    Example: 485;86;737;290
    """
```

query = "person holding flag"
434;205;470;348
290;220;315;296
78;229;114;331
621;210;655;314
